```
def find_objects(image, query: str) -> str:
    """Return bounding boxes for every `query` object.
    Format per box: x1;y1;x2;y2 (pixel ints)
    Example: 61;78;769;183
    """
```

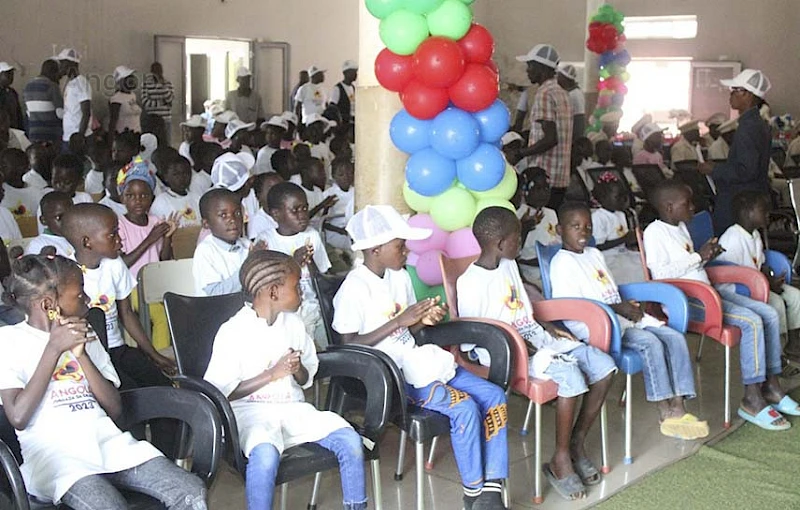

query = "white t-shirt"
84;169;104;195
62;75;93;141
0;322;160;503
8;129;31;152
247;208;278;241
302;185;326;232
22;170;48;189
204;305;349;456
310;143;333;182
193;235;250;296
242;189;260;226
294;83;326;124
254;146;278;175
0;206;22;241
149;189;202;227
519;207;559;260
568;88;586;116
37;190;93;234
109;91;142;134
322;183;354;250
717;224;764;293
178;141;193;166
332;264;456;388
643;220;710;284
330;82;355;119
82;257;136;349
1;183;43;220
98;194;127;216
24;233;74;258
591;208;629;253
189;170;213;197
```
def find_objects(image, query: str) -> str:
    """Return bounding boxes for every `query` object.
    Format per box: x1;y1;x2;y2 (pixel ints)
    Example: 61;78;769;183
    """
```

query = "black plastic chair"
673;160;714;212
0;440;27;510
631;163;666;198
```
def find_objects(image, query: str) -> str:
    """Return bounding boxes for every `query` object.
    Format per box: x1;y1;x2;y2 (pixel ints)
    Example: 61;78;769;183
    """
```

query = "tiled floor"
208;332;749;509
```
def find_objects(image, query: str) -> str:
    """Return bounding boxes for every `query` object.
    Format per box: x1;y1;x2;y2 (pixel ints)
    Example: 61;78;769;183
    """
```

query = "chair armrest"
659;279;724;339
0;440;28;510
451;317;529;392
619;282;689;333
706;265;769;303
532;298;613;354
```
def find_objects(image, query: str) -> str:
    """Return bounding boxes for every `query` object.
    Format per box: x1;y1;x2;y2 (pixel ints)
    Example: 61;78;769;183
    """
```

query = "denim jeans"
623;326;696;402
246;427;367;510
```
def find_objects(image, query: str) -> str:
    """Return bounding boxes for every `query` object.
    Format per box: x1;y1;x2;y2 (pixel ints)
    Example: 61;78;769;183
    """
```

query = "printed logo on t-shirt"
504;281;524;311
91;294;113;313
595;269;611;286
182;207;197;222
387;303;415;345
547;223;557;238
52;358;84;382
10;201;26;217
616;224;627;237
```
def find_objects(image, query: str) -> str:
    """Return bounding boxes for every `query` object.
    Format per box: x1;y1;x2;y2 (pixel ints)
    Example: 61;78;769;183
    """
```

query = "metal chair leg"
724;346;731;429
623;375;633;465
395;430;407;481
425;436;438;470
372;458;383;510
619;388;627;408
503;477;510;508
696;334;706;362
280;483;288;510
521;399;534;436
308;473;321;510
533;402;543;505
416;441;425;510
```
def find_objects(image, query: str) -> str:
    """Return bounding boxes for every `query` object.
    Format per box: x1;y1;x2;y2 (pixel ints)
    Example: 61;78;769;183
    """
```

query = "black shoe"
472;490;507;510
463;494;479;510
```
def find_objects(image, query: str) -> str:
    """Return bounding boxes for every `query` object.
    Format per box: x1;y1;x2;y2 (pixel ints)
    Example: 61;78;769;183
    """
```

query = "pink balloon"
445;228;481;259
415;250;445;286
406;251;420;267
597;94;612;108
406;214;448;253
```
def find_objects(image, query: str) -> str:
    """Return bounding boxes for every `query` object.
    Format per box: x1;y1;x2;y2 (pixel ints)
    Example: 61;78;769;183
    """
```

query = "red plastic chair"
440;254;612;504
636;228;770;428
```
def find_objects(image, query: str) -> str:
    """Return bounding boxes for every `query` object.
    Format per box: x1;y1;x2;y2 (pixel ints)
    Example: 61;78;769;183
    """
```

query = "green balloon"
427;0;473;40
366;0;405;19
404;0;444;15
430;186;476;231
458;0;476;4
474;198;515;220
406;265;448;312
380;10;430;56
403;181;433;213
470;164;517;201
599;68;611;79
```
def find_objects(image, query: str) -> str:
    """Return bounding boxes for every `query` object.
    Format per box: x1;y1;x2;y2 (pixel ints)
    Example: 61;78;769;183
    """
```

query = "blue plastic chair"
536;242;690;464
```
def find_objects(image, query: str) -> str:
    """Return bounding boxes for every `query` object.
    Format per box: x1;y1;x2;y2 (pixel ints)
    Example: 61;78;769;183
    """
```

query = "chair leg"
314;382;321;409
696;334;706;362
619;388;626;408
394;430;407;481
503;477;510;508
308;473;321;510
280;483;288;510
724;346;731;429
415;441;425;510
521;399;534;436
623;375;633;465
600;401;610;474
533;402;543;505
371;458;383;510
425;436;438;471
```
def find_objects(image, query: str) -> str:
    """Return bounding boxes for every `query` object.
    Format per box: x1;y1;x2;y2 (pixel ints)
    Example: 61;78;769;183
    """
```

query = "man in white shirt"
226;67;264;124
708;119;738;161
329;60;357;125
294;66;326;125
57;48;92;151
556;64;585;141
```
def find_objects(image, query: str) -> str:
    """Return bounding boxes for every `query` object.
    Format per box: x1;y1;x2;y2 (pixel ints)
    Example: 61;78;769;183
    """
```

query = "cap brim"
350;227;432;251
719;78;740;88
515;55;531;63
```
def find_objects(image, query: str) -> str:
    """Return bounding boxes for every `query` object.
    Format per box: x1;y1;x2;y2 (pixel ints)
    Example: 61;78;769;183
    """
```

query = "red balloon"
449;63;499;113
401;79;450;120
375;48;414;93
485;59;499;75
457;23;494;64
412;36;466;89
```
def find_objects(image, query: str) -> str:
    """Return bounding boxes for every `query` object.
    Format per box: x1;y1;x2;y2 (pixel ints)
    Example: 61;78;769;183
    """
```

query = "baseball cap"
640;123;666;143
57;48;81;63
631;114;652;138
0;62;14;73
705;112;728;127
261;115;288;131
516;44;560;69
587;131;606;145
721;69;771;99
211;151;256;192
281;111;298;126
347;205;432;251
599;110;623;124
718;118;738;135
225;119;256;139
557;64;577;82
678;119;700;134
180;114;206;128
305;113;332;128
307;65;326;77
501;131;524;146
113;65;136;83
214;110;239;125
342;60;359;72
237;66;252;78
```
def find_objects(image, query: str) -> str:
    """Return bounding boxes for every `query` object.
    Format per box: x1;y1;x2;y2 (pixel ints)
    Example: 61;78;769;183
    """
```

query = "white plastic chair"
137;259;197;342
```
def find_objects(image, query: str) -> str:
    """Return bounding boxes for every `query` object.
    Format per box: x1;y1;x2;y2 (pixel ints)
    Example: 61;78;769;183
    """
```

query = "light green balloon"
427;0;473;40
459;0;476;4
430;187;477;231
403;181;433;212
470;164;517;201
404;0;444;15
366;0;405;19
474;198;515;220
380;10;430;56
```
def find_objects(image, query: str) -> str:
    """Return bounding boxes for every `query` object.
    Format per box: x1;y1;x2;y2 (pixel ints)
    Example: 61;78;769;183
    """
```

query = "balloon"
406;265;447;305
473;100;510;143
412;36;466;89
427;0;473;41
449;63;499;113
614;49;631;67
474;198;515;219
611;93;625;107
456;143;505;192
599;68;611;79
620;71;630;82
597;94;612;108
430;186;476;231
390;109;432;154
404;0;444;15
365;0;404;19
379;10;429;56
407;251;419;266
405;148;457;196
457;23;494;64
375;48;414;92
415;250;445;286
445;228;481;259
430;108;481;160
406;214;448;253
401;79;450;120
403;181;433;212
470;164;517;201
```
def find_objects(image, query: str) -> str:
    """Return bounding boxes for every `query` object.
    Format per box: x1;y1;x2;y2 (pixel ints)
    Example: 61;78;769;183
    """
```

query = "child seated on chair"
204;250;366;510
150;155;202;228
332;205;509;510
0;254;207;509
591;175;644;285
717;190;800;372
552;201;709;440
258;182;331;346
247;172;283;240
323;157;355;271
23;143;51;189
458;206;615;501
644;180;799;430
0;147;44;222
37;154;93;233
516;168;560;288
25;191;74;258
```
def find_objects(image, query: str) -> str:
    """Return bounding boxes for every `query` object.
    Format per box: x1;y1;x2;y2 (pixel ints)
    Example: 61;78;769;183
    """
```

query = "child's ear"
556;224;563;237
82;235;91;249
268;282;280;301
201;218;209;230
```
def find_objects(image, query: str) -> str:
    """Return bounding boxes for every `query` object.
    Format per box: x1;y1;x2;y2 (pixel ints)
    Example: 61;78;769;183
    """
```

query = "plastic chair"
12;217;37;239
631;164;667;198
673;161;714;212
171;226;202;260
0;440;27;510
4;238;33;253
136;259;197;345
440;254;613;503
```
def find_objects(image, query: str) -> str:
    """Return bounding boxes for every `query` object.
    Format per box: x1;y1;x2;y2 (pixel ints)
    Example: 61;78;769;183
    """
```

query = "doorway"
185;38;250;117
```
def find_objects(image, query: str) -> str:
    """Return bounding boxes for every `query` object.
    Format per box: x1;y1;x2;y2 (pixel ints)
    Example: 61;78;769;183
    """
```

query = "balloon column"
367;0;517;287
585;4;630;134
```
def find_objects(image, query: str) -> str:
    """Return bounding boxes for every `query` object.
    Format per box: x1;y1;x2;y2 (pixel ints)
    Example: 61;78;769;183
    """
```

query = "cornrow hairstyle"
266;182;305;213
239;250;296;302
1;255;80;314
472;206;520;249
199;188;239;220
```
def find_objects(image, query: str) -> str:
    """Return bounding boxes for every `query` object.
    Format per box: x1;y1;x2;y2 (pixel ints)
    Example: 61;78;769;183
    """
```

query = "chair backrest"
565;171;590;203
587;166;635;198
534;242;564;299
86;307;110;351
0;440;28;510
311;272;346;346
687;211;714;250
439;254;479;319
172;226;202;260
138;259;197;305
164;292;245;377
13;217;37;239
634;227;652;281
631;164;666;197
673;162;714;211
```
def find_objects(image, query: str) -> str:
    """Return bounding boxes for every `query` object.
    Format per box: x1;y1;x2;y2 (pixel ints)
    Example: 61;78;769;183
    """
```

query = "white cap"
140;133;158;153
208;102;225;117
347;205;432;251
501;131;524;146
721;69;771;99
236;66;252;78
557;64;577;82
225;119;256;139
515;44;560;69
640;122;666;143
281;111;298;126
0;62;14;73
718;118;738;135
307;65;326;77
57;48;81;63
180;114;206;128
213;110;239;125
678;119;700;133
705;112;728;127
342;60;359;72
305;113;332;128
261;115;288;131
587;131;607;145
211;151;256;192
113;65;136;83
631;114;652;137
600;110;623;124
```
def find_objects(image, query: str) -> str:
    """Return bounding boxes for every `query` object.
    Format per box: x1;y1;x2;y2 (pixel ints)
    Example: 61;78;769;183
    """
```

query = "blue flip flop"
738;406;791;431
772;395;800;416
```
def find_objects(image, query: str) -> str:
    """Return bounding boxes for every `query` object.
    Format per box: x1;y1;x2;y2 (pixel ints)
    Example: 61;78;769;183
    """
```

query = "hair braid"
239;250;295;302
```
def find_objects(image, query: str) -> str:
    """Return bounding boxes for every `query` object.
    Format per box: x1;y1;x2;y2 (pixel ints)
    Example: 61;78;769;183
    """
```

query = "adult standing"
108;65;142;140
290;70;309;112
513;44;573;209
330;60;358;126
294;66;326;126
23;59;63;144
556;64;585;141
226;66;263;125
57;48;91;151
700;69;772;235
0;62;23;131
142;62;174;145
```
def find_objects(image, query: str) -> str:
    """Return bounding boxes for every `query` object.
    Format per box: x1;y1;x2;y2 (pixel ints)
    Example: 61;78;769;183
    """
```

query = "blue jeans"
245;427;367;510
405;367;509;488
623;326;696;402
689;290;782;385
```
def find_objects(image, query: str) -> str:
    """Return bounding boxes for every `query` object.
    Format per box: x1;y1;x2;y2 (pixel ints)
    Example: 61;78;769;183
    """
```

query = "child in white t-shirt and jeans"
332;205;509;510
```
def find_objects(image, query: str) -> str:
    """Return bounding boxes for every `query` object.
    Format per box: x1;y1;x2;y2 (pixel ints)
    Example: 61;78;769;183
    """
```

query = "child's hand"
8;246;23;260
164;212;180;238
770;273;786;294
396;297;440;328
321;196;338;210
293;244;314;267
421;301;448;326
251;240;268;252
542;322;577;341
271;349;302;380
698;238;722;262
617;300;644;322
47;317;90;356
147;222;172;244
152;353;177;375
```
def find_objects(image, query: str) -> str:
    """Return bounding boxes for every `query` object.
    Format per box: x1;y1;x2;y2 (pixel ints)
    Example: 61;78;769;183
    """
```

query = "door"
190;54;210;116
154;35;186;145
253;42;291;118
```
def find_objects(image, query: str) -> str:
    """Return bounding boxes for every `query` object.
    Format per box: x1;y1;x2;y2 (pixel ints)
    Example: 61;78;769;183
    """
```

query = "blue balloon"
406;148;457;197
456;143;506;192
390;109;432;154
611;93;625;107
473;100;511;144
429;108;481;160
614;49;631;67
599;51;615;68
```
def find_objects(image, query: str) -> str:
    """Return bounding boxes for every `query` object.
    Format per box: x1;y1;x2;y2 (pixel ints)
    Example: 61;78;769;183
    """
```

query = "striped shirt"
141;74;174;121
23;76;64;142
528;78;573;188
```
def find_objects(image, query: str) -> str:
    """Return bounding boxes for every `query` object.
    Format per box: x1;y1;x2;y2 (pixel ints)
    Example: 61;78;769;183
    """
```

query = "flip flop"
660;414;710;440
772;395;800;416
542;463;586;501
572;457;601;486
738;406;791;431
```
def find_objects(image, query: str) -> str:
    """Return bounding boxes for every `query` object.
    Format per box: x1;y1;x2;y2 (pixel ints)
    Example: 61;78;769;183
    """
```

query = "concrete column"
354;2;409;213
583;0;605;120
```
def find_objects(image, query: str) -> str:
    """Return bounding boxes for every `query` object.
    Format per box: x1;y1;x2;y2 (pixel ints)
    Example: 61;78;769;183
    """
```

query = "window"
620;59;692;134
623;15;698;40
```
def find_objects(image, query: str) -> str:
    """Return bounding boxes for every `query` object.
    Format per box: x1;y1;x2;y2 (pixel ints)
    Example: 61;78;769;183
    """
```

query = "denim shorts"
544;343;617;398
